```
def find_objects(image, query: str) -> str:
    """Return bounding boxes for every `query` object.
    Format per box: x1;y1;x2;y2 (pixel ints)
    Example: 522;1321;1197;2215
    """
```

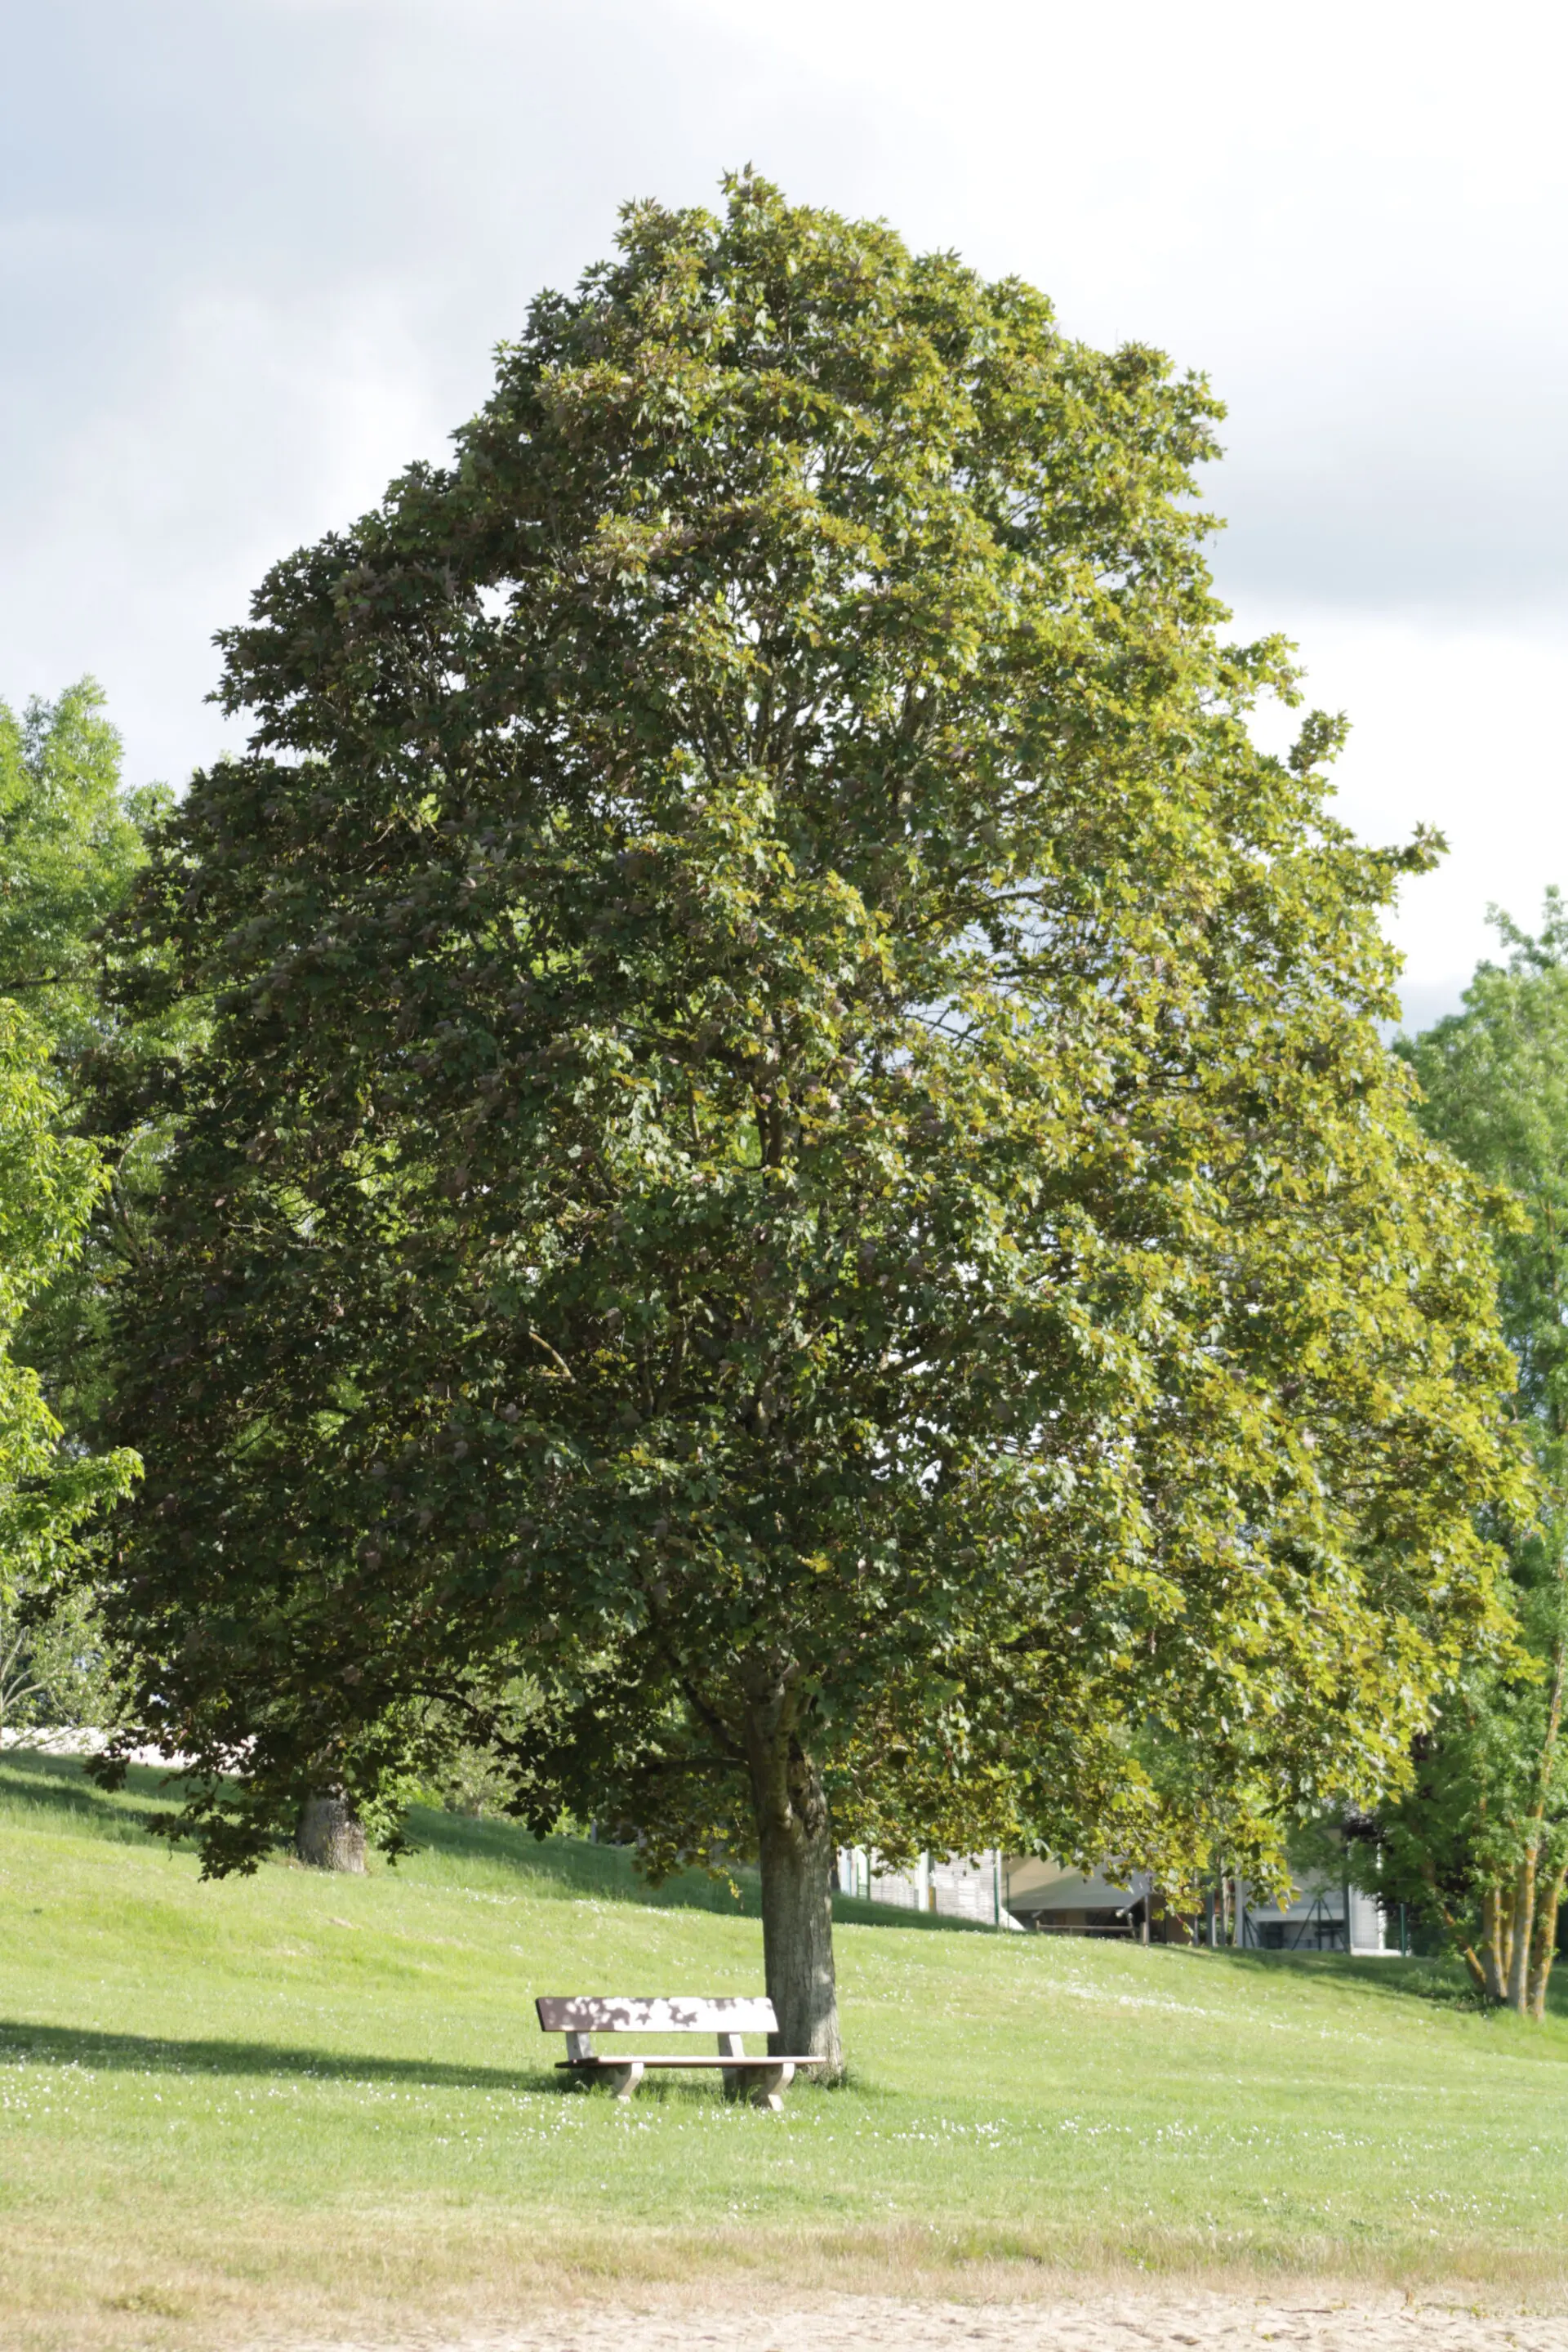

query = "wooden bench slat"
536;1994;777;2034
555;2055;823;2069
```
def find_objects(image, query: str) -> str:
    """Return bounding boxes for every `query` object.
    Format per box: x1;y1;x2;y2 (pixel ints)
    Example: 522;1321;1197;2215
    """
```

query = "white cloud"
0;278;441;783
0;0;1561;1004
1237;607;1568;1022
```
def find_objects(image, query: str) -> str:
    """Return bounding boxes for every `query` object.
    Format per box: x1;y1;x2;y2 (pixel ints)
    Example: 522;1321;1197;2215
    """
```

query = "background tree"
0;682;163;1731
1366;897;1568;2016
0;679;177;1442
0;681;163;1052
95;176;1521;2066
0;1000;138;1734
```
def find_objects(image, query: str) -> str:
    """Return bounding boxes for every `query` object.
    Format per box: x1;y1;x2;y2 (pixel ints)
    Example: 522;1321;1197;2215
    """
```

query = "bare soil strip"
284;2289;1568;2351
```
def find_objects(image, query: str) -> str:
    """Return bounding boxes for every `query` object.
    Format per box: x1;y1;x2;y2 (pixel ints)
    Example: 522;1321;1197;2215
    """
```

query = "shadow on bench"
536;1995;825;2109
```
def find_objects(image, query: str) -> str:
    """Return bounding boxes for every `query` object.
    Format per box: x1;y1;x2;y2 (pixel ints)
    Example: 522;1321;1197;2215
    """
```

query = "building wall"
839;1844;1388;1951
1239;1875;1385;1953
1004;1855;1148;1923
836;1845;1012;1927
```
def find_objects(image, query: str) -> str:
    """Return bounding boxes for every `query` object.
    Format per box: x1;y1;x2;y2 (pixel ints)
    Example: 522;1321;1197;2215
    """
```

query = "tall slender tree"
0;682;160;1727
95;177;1520;2065
0;679;161;1050
0;679;180;1429
0;1000;138;1731
1372;898;1568;2015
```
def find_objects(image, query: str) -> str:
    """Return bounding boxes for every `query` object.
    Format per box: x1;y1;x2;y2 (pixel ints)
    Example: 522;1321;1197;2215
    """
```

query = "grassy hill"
3;1746;1568;2350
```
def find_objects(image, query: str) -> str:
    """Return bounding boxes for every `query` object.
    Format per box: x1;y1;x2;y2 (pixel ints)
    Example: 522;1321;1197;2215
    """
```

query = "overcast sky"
3;0;1563;1024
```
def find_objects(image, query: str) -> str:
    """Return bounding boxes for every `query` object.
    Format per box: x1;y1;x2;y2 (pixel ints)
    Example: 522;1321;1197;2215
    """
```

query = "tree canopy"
0;680;181;1451
95;176;1521;2062
0;680;159;1731
0;1000;138;1731
0;681;166;1055
1373;898;1568;2013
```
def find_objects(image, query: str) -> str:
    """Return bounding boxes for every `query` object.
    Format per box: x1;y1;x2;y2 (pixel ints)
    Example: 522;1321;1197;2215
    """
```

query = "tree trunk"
1424;1860;1490;1995
1459;1940;1490;1997
1506;1852;1538;2013
1528;1852;1568;2020
1518;1630;1567;2018
1472;1872;1553;2010
296;1788;367;1872
1481;1883;1508;2001
745;1696;843;2078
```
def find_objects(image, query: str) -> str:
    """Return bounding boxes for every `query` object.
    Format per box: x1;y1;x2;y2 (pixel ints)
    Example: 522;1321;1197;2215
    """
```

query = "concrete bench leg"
752;2061;795;2112
604;2060;645;2101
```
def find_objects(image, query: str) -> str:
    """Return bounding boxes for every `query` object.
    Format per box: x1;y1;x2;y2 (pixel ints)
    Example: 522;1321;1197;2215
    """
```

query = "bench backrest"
536;1995;777;2036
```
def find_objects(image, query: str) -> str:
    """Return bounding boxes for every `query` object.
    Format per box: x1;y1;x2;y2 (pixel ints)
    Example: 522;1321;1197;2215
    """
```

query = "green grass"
3;1746;1568;2348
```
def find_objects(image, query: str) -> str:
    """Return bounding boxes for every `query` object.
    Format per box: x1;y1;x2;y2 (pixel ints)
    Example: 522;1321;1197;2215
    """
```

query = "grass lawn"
3;1747;1568;2349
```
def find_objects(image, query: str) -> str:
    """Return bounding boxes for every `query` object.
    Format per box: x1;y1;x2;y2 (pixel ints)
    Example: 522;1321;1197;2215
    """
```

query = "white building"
835;1844;1018;1927
1004;1855;1388;1950
840;1842;1388;1951
1234;1875;1386;1953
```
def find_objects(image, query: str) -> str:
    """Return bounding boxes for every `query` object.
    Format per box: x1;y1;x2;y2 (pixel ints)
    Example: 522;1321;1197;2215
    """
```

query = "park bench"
535;1994;822;2109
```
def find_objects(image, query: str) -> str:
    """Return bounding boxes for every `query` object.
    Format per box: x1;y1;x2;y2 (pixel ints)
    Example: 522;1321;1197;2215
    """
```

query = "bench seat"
558;2054;816;2067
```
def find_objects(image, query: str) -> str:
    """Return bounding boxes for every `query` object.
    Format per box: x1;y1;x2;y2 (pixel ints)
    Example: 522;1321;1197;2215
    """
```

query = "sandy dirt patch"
292;2288;1568;2350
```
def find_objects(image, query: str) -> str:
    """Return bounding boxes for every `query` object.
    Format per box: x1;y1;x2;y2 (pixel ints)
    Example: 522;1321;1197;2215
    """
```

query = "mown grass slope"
2;1748;1567;2349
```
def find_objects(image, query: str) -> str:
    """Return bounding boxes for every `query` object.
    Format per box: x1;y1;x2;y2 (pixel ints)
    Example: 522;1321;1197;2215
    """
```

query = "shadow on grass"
0;2016;855;2103
1205;1943;1568;2027
0;1746;996;1937
0;2014;564;2095
0;1748;182;1839
404;1804;1000;1933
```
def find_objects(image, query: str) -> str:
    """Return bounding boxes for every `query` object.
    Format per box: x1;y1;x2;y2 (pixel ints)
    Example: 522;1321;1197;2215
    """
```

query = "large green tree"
1372;898;1568;2015
95;177;1519;2065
